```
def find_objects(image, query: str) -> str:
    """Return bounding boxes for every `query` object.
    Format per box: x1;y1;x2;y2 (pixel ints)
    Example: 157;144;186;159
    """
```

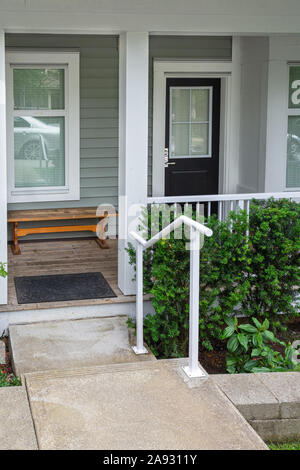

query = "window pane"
14;69;65;110
171;123;189;156
191;124;209;155
191;89;209;122
14;116;65;188
288;66;300;109
171;89;190;122
287;116;300;188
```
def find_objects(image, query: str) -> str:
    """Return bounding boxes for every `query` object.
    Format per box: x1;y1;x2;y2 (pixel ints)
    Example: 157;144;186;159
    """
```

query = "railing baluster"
218;201;222;221
183;225;203;378
246;199;250;238
207;201;211;218
132;242;147;355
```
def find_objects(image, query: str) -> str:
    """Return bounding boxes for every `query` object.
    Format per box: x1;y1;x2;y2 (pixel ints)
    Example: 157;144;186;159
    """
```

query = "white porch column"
118;32;149;295
0;31;7;305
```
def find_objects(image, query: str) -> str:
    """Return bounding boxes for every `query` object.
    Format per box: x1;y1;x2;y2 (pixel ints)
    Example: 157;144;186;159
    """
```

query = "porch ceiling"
2;1;300;35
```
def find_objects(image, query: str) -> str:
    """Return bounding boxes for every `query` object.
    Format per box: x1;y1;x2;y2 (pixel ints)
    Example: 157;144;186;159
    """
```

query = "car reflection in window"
14;116;60;162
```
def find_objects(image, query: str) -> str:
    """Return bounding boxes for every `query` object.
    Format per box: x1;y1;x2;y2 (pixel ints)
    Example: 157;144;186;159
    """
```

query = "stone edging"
212;372;300;441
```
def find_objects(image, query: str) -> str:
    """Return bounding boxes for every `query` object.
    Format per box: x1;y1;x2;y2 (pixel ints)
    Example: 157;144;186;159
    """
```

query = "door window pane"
191;89;209;122
14;69;65;110
171;89;190;122
14;116;65;188
171;124;189;157
169;86;211;158
287;116;300;188
191;124;208;155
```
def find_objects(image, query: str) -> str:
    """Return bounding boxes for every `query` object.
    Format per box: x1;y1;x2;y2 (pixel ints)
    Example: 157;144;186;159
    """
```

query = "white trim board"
0;31;8;305
5;51;80;203
152;59;238;196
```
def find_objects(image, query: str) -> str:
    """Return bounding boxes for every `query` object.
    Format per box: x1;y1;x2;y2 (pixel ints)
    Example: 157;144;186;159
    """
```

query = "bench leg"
12;222;21;255
96;217;110;249
95;238;109;249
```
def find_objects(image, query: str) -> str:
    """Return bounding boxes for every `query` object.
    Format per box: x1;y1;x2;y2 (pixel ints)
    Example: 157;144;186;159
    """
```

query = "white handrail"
130;215;213;378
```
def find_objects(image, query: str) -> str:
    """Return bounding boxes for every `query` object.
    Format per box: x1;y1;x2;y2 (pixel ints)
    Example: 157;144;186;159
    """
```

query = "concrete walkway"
24;359;267;450
9;316;154;375
3;316;269;450
0;387;37;450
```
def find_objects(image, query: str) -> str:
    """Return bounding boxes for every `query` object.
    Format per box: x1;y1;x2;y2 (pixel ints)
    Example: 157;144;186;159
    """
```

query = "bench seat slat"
8;207;116;222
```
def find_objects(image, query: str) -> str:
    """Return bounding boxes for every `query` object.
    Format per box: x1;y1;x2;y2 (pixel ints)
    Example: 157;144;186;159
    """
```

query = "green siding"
6;34;119;215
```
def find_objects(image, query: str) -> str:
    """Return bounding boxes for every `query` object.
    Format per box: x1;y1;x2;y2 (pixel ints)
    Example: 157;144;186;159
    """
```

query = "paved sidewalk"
25;359;267;450
0;387;37;450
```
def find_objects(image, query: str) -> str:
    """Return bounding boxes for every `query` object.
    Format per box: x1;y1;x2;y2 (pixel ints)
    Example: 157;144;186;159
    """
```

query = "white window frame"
169;86;213;159
6;51;80;203
286;63;300;191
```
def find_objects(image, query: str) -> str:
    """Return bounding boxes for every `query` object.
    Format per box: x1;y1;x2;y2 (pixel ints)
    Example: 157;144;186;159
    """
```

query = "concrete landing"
0;387;37;450
25;359;267;450
9;316;154;376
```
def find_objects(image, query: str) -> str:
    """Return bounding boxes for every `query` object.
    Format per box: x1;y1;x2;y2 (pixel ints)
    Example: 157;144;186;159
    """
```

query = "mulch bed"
198;318;300;375
0;337;19;386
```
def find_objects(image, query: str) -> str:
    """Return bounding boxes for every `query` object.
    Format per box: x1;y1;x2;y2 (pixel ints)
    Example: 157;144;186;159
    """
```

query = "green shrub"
242;198;300;330
127;198;299;359
0;263;7;279
222;316;297;373
128;210;251;357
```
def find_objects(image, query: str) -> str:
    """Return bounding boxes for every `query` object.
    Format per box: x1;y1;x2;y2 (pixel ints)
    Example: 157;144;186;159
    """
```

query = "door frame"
152;55;240;197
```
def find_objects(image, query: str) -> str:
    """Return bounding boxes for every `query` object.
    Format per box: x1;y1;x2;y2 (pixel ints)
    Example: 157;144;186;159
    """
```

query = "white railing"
130;215;213;379
148;191;300;223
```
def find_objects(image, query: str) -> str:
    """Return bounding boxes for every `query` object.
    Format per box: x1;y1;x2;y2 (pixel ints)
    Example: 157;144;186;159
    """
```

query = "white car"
14;116;61;161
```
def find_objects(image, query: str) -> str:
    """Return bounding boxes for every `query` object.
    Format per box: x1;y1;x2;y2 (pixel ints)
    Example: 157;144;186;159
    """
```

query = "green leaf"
251;367;272;373
239;324;258;333
251;348;261;357
237;333;248;351
262;318;269;330
252;318;262;329
262;330;276;342
222;325;235;339
227;334;239;353
225;317;237;329
243;360;257;372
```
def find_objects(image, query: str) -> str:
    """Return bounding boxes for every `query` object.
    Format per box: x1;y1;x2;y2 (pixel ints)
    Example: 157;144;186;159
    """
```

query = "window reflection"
14;116;65;188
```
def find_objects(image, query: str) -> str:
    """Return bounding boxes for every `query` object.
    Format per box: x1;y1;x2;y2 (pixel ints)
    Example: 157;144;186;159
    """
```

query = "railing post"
132;242;148;354
183;226;206;378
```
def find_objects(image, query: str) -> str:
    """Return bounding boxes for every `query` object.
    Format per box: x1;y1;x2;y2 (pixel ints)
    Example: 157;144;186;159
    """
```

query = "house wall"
6;34;119;239
5;34;232;239
238;37;269;193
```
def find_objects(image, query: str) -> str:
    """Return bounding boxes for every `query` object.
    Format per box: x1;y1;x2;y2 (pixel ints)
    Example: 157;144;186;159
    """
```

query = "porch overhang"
1;1;300;36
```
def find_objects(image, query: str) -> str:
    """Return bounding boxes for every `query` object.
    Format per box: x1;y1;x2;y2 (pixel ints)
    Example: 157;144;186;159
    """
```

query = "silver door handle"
164;147;175;167
164;161;176;168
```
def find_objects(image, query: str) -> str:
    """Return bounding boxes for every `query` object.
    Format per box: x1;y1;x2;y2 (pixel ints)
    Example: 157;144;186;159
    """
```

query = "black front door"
165;78;221;196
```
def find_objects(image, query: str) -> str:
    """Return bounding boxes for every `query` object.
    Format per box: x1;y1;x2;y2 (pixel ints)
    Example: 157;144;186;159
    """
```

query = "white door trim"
152;59;237;196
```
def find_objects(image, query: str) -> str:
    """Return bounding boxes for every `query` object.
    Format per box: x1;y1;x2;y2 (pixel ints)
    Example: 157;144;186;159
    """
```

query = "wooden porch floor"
0;238;136;312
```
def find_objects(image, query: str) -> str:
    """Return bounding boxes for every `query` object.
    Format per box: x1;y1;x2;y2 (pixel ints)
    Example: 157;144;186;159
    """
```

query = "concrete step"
9;315;155;376
24;358;268;450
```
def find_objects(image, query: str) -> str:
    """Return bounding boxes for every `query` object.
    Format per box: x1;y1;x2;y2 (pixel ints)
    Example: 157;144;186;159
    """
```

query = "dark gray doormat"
14;272;117;304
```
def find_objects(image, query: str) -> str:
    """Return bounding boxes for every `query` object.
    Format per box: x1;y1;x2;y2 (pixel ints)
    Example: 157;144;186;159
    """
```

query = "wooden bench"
7;207;116;255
